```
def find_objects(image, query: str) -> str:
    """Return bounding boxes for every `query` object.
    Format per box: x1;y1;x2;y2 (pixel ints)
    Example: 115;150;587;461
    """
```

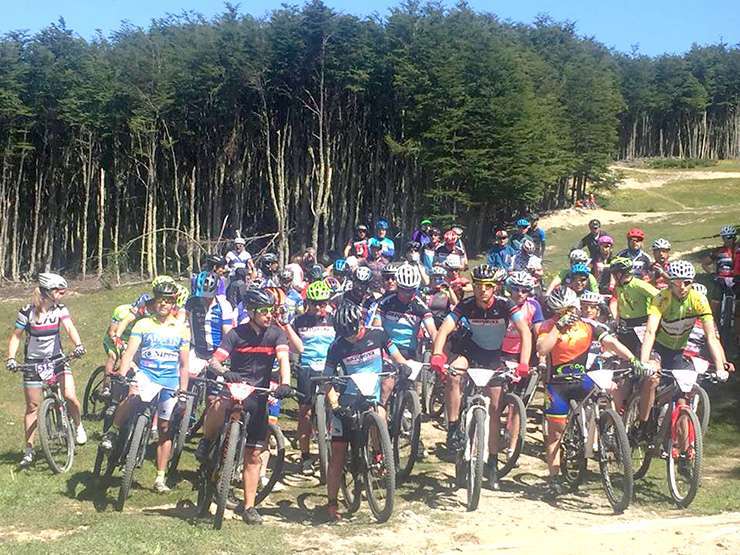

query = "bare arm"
514;316;532;365
536;326;559;358
276;349;291;386
118;335;142;376
282;323;304;353
422;317;438;343
61;317;83;347
178;348;190;392
601;334;636;361
432;316;456;355
7;328;23;359
639;313;661;364
545;275;562;296
701;318;729;371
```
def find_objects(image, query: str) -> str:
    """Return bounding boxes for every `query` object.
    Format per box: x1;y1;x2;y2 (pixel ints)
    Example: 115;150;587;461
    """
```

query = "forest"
0;0;738;279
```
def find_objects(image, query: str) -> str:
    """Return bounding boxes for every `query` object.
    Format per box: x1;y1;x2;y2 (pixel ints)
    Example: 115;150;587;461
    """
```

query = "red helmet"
627;227;645;240
444;230;457;246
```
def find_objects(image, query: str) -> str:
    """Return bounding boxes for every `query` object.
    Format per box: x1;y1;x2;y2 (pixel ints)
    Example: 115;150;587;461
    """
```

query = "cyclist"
226;266;249;308
103;294;152;378
509;218;533;252
330;258;350;291
430;264;531;488
291;281;336;475
344;224;370;260
564;263;599;297
444;256;471;301
536;287;643;495
577;219;607;260
487;229;516;270
104;279;190;492
372;219;395;259
403;241;430;286
608;257;658;356
411;218;433;247
203;255;229;295
434;230;467;268
682;283;723;363
425;266;458;327
638;260;734;432
380;262;401;297
256;253;280;287
545;249;597;295
323;302;413;521
510;238;544;283
225;237;256;279
528;214;547;258
451;225;468;261
502;271;544;363
6;273;87;468
649;238;672;290
592;235;615;294
422;227;442;271
278;268;304;323
701;225;738;339
199;288;293;525
617;228;652;281
579;290;606;322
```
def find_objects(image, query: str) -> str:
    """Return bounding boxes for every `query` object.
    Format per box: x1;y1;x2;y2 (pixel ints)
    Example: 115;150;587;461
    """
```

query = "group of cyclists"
5;214;738;525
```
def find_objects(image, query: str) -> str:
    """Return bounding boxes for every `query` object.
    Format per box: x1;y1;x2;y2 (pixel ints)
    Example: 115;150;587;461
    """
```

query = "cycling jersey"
648;288;713;351
508;232;533;252
186;295;235;359
616;248;652;280
434;245;465;267
129;316;190;388
293;313;336;369
226;278;248;308
510;253;542;274
411;229;432;247
557;268;599;293
683;319;710;360
427;290;452;326
214;323;289;389
225;249;252;276
377;293;434;355
347;238;369;259
110;304;139;342
577;232;606;260
502;298;544;355
612;277;658;327
447;296;521;351
538;318;611;377
486;244;516;270
373;236;395;258
283;288;304;323
15;304;71;361
422;243;440;270
530;226;546;254
592;255;613;293
711;245;736;277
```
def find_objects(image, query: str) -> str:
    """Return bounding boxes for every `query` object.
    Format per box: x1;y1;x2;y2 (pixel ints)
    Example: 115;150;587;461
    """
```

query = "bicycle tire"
393;389;421;483
420;350;433;414
623;394;653;480
498;392;526;479
38;397;74;474
314;393;331;485
362;411;395;523
82;365;107;420
117;414;148;511
560;403;586;489
430;380;445;421
597;408;633;514
255;423;286;505
467;408;486;511
196;462;215;517
521;369;540;410
340;458;362;514
167;395;195;480
214;420;240;530
691;384;710;435
666;406;703;508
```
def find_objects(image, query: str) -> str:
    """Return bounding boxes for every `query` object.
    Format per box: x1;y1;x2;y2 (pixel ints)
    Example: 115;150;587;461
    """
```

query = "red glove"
515;362;529;378
430;353;447;377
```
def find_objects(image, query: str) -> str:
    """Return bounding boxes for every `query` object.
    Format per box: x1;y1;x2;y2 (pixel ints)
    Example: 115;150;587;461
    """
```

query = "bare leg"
487;386;503;455
545;417;566;476
243;446;263;509
60;373;82;426
297;405;312;456
23;386;42;447
156;418;171;472
327;441;347;503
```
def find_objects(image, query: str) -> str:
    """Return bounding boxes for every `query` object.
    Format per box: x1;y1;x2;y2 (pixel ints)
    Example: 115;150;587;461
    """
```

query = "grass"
600;177;740;212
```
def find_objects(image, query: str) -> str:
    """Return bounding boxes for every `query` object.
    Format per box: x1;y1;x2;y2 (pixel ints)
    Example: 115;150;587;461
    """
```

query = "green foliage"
645;158;718;169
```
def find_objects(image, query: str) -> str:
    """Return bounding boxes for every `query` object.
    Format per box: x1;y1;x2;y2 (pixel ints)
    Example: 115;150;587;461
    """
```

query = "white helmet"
234;237;246;245
692;283;708;297
521;238;535;254
569;248;589;264
38;272;68;290
396;263;421;290
667;260;696;281
506;271;536;290
720;225;737;238
579;290;601;305
651;238;671;250
547;286;580;311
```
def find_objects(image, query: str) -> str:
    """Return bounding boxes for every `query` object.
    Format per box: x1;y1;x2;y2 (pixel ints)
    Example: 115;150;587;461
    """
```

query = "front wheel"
167;395;195;481
363;411;396;523
560;405;586;490
117;414;148;511
38;397;75;474
497;392;526;479
666;405;703;508
690;384;710;435
82;365;108;420
597;408;633;514
623;394;653;480
392;390;421;483
214;420;240;530
466;408;486;512
314;393;331;485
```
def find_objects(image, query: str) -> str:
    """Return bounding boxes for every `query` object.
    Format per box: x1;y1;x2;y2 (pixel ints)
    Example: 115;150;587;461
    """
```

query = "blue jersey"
377;293;433;355
293;313;335;370
373;236;395;258
185;295;235;359
487;244;516;270
284;289;304;324
130;316;189;387
447;296;521;352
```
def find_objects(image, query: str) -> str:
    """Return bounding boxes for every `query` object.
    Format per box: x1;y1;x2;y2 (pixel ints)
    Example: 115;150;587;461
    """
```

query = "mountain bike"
82;364;110;420
387;361;423;483
167;375;205;482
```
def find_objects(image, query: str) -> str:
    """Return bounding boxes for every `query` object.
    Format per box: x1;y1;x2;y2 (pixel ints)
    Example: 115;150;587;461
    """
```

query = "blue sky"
2;0;738;56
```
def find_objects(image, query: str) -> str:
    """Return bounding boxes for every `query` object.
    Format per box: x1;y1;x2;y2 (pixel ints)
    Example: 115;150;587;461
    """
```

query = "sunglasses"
156;295;177;304
384;275;397;281
253;306;276;314
572;277;589;284
496;236;508;240
508;285;531;294
53;289;67;296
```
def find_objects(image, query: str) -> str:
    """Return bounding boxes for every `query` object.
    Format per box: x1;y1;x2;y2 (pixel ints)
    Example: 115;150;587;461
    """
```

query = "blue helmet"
333;258;348;274
570;263;590;276
375;219;389;230
516;218;530;228
134;293;153;308
193;271;218;298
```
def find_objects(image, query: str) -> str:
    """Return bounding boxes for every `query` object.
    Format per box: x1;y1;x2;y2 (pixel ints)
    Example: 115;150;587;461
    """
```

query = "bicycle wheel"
167;395;194;480
521;369;540;410
38;397;74;474
196;462;215;517
497;392;526;479
363;411;396;523
314;393;331;485
420;351;433;414
82;365;108;420
255;423;286;505
393;389;421;483
690;384;710;435
623;394;653;480
214;420;240;530
666;406;703;508
430;380;446;421
597;408;633;514
560;406;586;489
117;414;148;511
466;408;486;511
340;456;362;514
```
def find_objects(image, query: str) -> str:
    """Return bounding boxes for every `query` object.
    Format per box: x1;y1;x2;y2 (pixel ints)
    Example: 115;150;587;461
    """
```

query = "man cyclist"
510;238;544;284
255;253;280;288
372;219;395;259
103;294;152;379
431;264;531;488
225;236;256;279
344;224;370;260
509;219;533;252
528;214;546;258
103;279;191;493
425;266;458;327
199;288;293;525
411;218;433;247
434;230;467;268
701;225;738;341
487;229;516;270
608;257;658;356
617;228;652;281
422;227;442;271
577;219;606;260
545;249;597;295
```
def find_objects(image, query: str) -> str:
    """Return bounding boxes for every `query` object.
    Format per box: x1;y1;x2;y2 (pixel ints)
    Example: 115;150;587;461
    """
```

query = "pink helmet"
597;235;614;246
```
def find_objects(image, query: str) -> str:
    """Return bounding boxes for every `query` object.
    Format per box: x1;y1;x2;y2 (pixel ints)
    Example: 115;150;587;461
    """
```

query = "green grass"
601;178;740;212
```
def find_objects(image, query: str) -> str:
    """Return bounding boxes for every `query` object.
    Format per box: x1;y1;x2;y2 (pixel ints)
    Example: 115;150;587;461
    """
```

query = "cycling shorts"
616;329;642;358
450;337;503;369
295;365;330;407
545;376;594;419
103;335;120;359
22;357;71;388
650;342;693;371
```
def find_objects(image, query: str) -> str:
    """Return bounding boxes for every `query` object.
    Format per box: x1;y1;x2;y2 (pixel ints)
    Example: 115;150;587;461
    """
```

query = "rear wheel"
82;365;108;420
363;411;395;523
429;380;446;421
117;414;148;511
340;456;362;514
167;395;194;481
420;351;434;414
38;397;74;474
466;408;486;511
497;392;526;479
214;420;240;530
393;390;421;483
597;409;633;514
255;424;286;505
666;406;703;508
314;393;331;485
623;394;653;480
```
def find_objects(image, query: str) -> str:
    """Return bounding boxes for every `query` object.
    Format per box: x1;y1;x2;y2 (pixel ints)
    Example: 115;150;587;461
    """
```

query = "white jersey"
225;249;252;276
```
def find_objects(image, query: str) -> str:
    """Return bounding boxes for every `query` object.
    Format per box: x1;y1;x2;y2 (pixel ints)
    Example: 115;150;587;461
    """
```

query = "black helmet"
260;253;279;274
333;302;364;338
471;264;506;283
206;254;226;268
278;268;294;286
308;264;325;282
352;266;373;285
242;288;275;309
153;280;179;298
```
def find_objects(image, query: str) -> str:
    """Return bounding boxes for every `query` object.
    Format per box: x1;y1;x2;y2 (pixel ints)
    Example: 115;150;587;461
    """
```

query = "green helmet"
306;280;332;302
609;256;633;274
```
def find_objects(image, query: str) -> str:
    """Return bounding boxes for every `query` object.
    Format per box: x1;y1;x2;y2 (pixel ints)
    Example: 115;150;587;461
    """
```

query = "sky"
2;0;739;56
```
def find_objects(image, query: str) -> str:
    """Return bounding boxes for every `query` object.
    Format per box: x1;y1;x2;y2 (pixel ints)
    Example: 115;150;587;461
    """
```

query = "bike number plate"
351;373;380;397
670;370;698;393
586;369;613;390
36;362;56;382
467;368;495;387
405;361;423;381
227;382;255;401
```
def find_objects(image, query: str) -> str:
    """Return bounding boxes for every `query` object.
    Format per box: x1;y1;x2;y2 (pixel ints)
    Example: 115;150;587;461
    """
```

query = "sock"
156;470;165;482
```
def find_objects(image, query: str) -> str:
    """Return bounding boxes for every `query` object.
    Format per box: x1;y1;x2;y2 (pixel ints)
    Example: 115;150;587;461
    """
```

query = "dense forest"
0;1;738;279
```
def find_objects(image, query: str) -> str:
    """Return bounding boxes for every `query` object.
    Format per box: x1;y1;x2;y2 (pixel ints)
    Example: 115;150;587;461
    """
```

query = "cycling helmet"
308;264;325;282
420;218;432;227
651;238;671;250
570;263;590;276
692;283;708;296
609;256;633;273
547;286;580;311
260;253;279;273
406;240;421;252
430;227;441;237
521;238;536;254
444;255;464;271
579;290;601;305
356;223;368;232
333;258;348;275
375;219;389;230
506;271;535;290
443;230;457;246
353;266;373;285
153;279;178;298
569;249;589;264
452;225;464;236
431;265;447;278
589;219;601;228
382;261;401;277
720;225;737;238
333;302;364;338
667;260;696;281
597;235;614;246
627;227;645;239
175;283;189;307
234;237;246;245
151;275;175;288
134;293;153;308
193;271;218;298
471;264;506;283
38;272;68;290
306;280;332;302
205;254;226;268
396;263;422;290
516;218;530;228
243;288;275;309
278;268;294;286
